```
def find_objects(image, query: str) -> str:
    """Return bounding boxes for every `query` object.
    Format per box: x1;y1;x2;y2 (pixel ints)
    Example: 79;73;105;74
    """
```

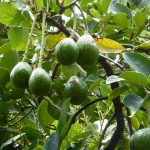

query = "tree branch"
46;16;71;37
69;96;108;129
98;56;125;150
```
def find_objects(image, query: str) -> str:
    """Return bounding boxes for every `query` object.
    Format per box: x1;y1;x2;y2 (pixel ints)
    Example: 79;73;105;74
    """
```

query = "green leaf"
123;52;150;76
38;100;54;133
133;10;147;28
80;0;92;11
100;83;112;97
35;0;44;10
119;71;148;86
57;99;70;135
101;0;111;13
112;13;131;28
123;94;144;117
89;8;100;18
108;2;132;19
109;85;129;100
0;43;11;54
44;132;59;150
8;27;28;51
0;101;13;125
106;75;124;84
0;67;10;86
21;125;43;141
0;50;19;71
0;2;27;26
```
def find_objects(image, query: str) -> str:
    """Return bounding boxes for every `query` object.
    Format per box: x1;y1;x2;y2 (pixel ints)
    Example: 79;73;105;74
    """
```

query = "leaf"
106;75;124;84
57;99;70;135
94;38;126;53
101;0;111;13
0;67;10;86
112;13;131;28
138;42;150;49
21;125;43;141
119;71;148;86
108;1;132;19
0;133;25;150
0;2;26;26
123;52;150;76
133;10;147;28
109;85;129;100
35;0;44;10
89;8;100;18
44;132;59;150
8;27;28;51
123;94;144;117
59;116;72;146
0;43;11;54
0;50;19;71
0;101;14;125
46;32;66;49
38;100;54;133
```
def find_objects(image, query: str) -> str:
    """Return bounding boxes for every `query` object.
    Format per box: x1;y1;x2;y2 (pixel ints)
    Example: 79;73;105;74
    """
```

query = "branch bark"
98;56;125;150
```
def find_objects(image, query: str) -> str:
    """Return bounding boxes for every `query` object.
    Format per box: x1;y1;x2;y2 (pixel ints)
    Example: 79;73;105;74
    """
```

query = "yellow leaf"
94;38;126;53
46;32;66;49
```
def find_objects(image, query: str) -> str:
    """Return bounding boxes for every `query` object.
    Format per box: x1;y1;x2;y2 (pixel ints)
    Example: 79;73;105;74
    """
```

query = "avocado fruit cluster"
10;62;52;96
55;35;99;69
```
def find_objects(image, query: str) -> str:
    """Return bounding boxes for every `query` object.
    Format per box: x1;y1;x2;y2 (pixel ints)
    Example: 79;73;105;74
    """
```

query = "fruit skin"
10;62;32;88
130;128;150;150
64;76;87;105
77;34;99;66
55;38;79;66
29;68;52;96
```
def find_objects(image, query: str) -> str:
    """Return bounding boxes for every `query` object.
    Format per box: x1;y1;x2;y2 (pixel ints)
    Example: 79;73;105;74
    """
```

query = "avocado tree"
0;0;150;149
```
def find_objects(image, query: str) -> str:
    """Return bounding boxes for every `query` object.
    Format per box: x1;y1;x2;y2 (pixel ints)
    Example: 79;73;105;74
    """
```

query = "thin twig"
8;109;33;128
75;3;88;32
51;62;60;80
69;96;108;129
126;108;133;136
99;54;124;70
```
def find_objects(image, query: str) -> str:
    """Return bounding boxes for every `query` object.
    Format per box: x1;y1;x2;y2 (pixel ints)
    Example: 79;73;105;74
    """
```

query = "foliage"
0;0;150;150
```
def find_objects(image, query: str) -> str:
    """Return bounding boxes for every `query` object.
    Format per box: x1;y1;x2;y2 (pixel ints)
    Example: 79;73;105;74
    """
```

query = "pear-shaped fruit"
29;68;52;96
55;38;79;66
10;62;32;88
130;128;150;150
77;34;99;66
64;76;87;105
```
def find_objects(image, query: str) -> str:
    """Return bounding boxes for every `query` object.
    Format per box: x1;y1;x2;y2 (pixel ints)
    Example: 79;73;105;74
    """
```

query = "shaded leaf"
44;132;59;150
21;125;43;141
38;100;54;133
0;50;19;71
123;94;144;117
123;52;150;76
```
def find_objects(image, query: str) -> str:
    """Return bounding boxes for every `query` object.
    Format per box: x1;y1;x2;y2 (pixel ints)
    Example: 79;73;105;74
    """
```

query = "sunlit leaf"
94;38;126;53
119;71;148;86
46;32;66;49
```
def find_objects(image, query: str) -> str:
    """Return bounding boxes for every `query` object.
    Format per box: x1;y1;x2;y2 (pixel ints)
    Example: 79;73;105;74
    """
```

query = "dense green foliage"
0;0;150;150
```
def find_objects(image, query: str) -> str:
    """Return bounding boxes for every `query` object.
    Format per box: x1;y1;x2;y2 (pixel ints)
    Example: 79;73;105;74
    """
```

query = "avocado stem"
22;13;39;62
38;11;47;68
